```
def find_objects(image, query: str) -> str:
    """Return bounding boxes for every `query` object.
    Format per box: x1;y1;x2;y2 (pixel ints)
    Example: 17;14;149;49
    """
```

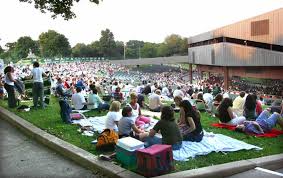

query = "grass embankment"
0;96;282;172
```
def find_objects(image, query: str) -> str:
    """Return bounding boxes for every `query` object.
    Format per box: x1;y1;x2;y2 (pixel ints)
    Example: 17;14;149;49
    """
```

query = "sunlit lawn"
1;96;282;172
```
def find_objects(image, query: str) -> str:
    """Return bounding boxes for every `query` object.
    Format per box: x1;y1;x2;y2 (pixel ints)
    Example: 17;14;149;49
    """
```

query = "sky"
0;0;282;48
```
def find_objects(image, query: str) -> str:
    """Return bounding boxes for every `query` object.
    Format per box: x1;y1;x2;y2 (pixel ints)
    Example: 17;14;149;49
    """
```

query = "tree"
99;29;116;59
113;41;124;59
13;36;39;59
126;40;144;59
157;43;170;57
72;43;98;57
164;34;184;56
19;0;101;20
89;41;102;57
141;42;157;58
0;45;4;54
39;30;71;58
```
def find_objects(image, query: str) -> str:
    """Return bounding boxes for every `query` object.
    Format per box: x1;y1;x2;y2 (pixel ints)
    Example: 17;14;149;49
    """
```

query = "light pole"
124;42;126;60
138;45;141;59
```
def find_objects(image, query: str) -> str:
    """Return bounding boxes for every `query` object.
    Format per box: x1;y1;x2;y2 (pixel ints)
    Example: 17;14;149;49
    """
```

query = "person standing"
31;62;47;109
4;66;17;108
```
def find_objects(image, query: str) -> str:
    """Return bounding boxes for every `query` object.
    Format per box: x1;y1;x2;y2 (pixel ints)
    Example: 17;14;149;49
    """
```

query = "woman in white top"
127;92;151;128
4;66;17;108
105;101;122;132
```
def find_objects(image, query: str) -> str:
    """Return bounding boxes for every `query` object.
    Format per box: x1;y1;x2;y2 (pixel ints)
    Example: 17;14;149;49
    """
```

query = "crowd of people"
0;60;283;151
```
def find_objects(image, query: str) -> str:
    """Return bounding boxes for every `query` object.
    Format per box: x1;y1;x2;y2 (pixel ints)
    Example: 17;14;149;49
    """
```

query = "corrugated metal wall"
188;43;283;66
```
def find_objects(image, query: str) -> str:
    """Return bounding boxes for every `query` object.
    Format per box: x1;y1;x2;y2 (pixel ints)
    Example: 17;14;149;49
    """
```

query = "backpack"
59;100;72;124
96;129;119;151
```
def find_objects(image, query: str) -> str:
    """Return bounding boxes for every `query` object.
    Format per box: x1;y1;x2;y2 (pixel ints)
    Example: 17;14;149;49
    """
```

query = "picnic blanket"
173;131;262;161
72;116;159;134
211;123;283;138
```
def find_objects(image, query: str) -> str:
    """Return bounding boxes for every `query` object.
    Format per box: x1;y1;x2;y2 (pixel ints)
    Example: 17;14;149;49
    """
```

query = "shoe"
99;154;112;161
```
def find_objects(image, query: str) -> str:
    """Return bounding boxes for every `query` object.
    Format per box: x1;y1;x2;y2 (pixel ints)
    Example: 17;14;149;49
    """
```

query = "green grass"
1;96;282;173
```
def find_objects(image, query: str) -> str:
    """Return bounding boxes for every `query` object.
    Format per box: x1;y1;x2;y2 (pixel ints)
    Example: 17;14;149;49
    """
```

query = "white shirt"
149;93;161;110
161;87;170;96
223;92;230;99
32;67;45;83
203;93;213;104
105;111;122;132
5;73;14;86
127;103;140;118
173;89;184;98
71;92;86;110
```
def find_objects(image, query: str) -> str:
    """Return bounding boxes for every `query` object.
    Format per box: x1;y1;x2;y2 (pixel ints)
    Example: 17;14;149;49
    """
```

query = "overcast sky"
0;0;282;47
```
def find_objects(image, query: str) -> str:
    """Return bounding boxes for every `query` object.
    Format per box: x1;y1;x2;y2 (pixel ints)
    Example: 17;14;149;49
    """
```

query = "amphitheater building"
187;8;283;90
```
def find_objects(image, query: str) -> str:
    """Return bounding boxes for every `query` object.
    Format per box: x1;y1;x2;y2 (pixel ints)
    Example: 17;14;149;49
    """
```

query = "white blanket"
73;117;262;161
173;131;262;161
72;116;159;133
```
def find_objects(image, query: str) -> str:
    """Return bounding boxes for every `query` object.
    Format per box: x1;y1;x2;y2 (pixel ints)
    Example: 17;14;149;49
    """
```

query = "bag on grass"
96;129;119;151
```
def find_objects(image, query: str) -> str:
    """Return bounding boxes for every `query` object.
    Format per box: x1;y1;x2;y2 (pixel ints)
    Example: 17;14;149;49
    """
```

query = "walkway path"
227;166;283;178
0;119;106;178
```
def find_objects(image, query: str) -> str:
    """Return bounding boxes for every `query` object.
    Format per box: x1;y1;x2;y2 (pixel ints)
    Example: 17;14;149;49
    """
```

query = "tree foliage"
0;45;4;54
19;0;101;20
141;42;157;58
39;30;71;58
1;27;188;62
99;29;116;59
126;40;144;59
72;43;98;57
13;36;39;59
164;34;187;56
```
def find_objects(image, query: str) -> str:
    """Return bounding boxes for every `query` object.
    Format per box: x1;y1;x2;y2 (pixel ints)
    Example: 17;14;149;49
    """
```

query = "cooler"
116;137;144;170
136;144;174;177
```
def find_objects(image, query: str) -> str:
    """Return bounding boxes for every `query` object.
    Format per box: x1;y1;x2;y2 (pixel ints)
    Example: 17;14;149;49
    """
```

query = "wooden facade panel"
204;8;283;45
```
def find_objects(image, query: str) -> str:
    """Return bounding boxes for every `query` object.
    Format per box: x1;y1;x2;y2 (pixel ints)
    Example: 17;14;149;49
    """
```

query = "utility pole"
124;42;126;60
139;45;141;59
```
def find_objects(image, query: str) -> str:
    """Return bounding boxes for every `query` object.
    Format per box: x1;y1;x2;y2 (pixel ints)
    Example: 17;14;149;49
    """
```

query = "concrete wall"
109;56;188;66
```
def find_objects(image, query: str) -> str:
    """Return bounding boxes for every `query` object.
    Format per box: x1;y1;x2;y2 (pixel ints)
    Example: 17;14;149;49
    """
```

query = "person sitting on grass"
145;106;182;150
105;101;122;132
148;89;163;112
235;110;283;134
178;100;204;142
71;87;87;110
243;93;257;121
217;98;246;126
87;87;109;111
118;106;148;141
127;92;151;129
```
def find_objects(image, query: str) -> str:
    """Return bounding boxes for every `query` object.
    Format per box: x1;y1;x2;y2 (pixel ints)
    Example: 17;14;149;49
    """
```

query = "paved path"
227;167;283;178
0;119;106;178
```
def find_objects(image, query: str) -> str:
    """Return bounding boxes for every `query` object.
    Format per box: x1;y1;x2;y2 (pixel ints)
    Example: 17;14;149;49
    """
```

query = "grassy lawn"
1;96;282;173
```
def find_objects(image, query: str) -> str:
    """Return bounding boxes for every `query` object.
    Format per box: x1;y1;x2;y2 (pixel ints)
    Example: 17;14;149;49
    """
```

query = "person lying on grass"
235;110;283;134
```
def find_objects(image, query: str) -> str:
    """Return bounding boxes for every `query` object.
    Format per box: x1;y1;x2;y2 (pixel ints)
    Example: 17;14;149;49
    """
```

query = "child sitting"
118;106;148;140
